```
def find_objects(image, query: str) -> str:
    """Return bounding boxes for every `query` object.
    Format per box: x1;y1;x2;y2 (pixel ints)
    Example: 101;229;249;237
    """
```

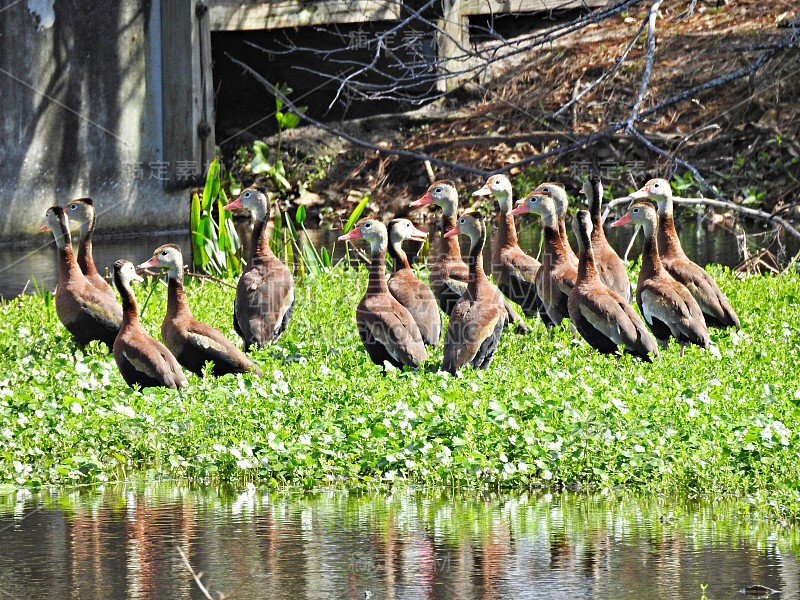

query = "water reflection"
0;486;798;599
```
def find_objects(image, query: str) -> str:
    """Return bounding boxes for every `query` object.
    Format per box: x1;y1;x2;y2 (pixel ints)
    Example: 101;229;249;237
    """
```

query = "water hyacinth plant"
3;262;800;522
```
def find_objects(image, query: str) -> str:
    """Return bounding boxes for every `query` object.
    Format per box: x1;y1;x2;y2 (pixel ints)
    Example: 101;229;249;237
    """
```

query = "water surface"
0;485;798;599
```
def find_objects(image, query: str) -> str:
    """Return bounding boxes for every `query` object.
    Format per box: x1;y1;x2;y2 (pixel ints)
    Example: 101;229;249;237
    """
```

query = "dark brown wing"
569;282;658;360
357;293;427;368
388;270;442;347
170;316;261;376
595;243;632;302
234;261;296;350
114;327;186;389
662;256;740;328
638;276;709;348
442;286;505;374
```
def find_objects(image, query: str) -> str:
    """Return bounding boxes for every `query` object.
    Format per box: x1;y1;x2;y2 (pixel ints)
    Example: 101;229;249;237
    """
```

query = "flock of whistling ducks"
40;175;739;387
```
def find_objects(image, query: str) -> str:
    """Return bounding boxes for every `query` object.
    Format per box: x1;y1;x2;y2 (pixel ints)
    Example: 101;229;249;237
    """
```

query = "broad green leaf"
295;205;307;225
202;157;220;212
283;112;301;129
344;194;370;233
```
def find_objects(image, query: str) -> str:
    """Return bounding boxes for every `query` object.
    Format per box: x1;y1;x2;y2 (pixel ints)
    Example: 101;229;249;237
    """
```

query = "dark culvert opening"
211;9;589;155
212;22;438;154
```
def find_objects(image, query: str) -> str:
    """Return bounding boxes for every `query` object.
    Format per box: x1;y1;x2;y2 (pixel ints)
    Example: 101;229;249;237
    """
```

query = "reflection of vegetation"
3;485;800;553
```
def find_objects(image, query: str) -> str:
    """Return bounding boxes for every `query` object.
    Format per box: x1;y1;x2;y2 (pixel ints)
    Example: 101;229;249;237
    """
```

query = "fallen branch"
603;196;800;241
177;545;218;600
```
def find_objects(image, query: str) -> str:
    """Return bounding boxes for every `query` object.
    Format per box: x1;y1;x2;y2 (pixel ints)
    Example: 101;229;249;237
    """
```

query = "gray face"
240;188;267;211
65;201;91;225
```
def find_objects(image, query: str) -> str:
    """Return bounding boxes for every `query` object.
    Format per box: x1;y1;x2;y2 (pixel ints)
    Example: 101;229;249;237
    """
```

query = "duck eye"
244;192;251;198
434;187;442;194
68;204;77;210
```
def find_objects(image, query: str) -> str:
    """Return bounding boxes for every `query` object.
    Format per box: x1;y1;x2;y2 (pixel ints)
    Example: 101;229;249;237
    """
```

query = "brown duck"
339;219;427;368
534;183;579;268
630;178;740;328
568;211;658;361
112;260;186;389
64;198;116;300
582;175;632;301
387;218;441;347
223;186;295;351
473;174;541;318
138;245;262;377
611;203;710;352
410;180;530;333
40;206;122;348
508;192;578;326
442;214;506;374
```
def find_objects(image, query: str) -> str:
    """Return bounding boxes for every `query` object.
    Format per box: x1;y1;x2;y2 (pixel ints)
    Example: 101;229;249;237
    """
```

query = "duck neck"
367;241;389;295
166;271;191;318
54;224;82;284
542;213;569;262
558;216;571;250
250;206;275;264
588;194;607;244
388;239;410;274
115;277;139;326
77;219;100;277
466;231;486;283
437;213;462;262
58;245;83;285
577;235;599;281
640;221;664;279
496;211;518;250
656;206;685;259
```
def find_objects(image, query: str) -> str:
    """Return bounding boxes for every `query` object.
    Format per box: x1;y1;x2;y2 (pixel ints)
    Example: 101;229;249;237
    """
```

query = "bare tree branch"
603;195;800;241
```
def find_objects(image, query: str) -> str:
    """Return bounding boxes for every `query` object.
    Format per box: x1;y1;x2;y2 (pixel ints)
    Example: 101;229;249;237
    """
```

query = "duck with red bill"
387;218;440;347
338;218;427;368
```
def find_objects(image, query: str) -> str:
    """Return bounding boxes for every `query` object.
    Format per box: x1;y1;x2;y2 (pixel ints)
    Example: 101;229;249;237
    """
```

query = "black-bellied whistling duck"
568;211;659;361
441;214;506;374
409;180;530;333
582;175;632;301
112;260;186;389
611;203;710;352
472;175;541;317
630;178;740;329
338;219;427;368
222;186;295;350
508;192;578;326
387;218;441;347
409;180;468;315
138;245;262;377
534;183;579;267
64;198;116;300
40;206;122;348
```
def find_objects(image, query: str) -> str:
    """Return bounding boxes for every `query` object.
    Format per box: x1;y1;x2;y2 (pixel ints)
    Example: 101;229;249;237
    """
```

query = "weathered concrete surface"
0;0;204;243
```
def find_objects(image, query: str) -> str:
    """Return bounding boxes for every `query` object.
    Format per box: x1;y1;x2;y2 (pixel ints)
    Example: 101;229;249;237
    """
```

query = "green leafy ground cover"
1;266;800;518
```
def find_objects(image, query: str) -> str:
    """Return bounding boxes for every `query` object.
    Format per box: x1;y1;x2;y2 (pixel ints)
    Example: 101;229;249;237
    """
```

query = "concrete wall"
0;0;211;242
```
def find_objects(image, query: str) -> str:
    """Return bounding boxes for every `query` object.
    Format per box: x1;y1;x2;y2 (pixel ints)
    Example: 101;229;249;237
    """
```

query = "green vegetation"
2;266;800;519
190;157;242;276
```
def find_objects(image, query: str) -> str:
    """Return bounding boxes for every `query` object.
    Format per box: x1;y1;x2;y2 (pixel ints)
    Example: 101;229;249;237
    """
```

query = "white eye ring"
244;192;251;197
434;188;442;194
